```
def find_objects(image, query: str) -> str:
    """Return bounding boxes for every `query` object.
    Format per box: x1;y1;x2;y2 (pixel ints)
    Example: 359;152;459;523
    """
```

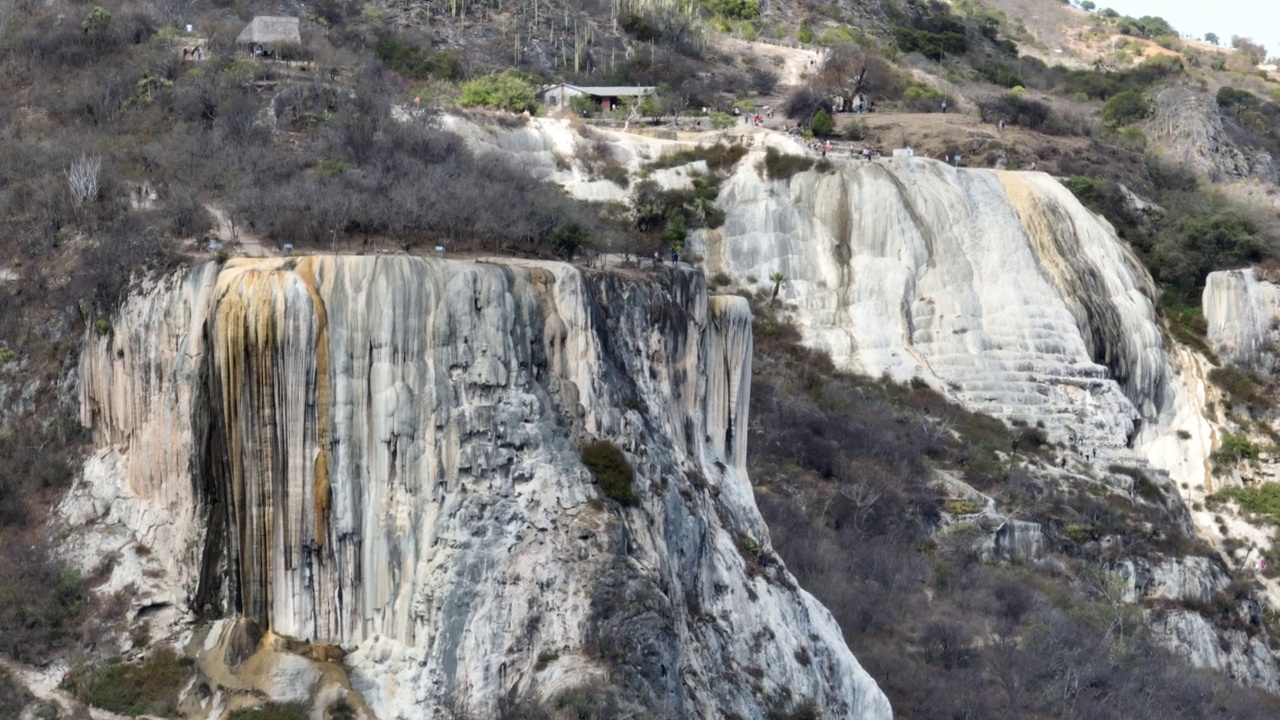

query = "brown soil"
834;111;1092;171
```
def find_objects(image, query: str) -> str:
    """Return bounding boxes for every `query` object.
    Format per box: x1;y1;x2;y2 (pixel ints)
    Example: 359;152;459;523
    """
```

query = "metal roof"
541;84;655;96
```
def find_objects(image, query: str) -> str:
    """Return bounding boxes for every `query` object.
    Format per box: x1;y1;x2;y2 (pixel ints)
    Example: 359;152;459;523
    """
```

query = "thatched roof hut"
235;16;301;52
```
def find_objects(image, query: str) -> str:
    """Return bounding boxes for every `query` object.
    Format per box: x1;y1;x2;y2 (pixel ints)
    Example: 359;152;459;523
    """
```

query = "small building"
539;84;655;113
236;16;301;57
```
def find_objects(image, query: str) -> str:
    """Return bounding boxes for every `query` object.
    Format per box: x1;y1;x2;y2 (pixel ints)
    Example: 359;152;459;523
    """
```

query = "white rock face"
66;256;890;719
1151;610;1280;692
693;157;1172;450
63;262;222;615
1204;268;1280;372
1115;556;1229;605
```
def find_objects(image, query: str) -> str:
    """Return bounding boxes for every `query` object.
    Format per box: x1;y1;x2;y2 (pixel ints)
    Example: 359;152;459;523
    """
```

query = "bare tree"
65;154;102;219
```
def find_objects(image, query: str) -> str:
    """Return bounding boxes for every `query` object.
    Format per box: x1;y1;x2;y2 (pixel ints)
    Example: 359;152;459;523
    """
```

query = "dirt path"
713;36;827;88
206;203;273;257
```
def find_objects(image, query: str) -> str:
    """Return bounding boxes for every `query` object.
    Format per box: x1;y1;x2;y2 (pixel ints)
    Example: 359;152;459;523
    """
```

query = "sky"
1093;0;1280;61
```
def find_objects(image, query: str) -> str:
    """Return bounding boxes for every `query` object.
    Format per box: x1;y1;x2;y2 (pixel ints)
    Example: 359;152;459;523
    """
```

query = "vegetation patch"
0;666;31;719
1160;292;1215;357
1209;366;1272;410
228;703;309;720
458;71;540;114
372;34;462;81
1101;89;1151;128
1212;433;1262;468
645;143;748;172
1210;482;1280;523
744;296;1261;717
534;650;560;671
67;649;191;716
760;147;815;181
581;440;637;506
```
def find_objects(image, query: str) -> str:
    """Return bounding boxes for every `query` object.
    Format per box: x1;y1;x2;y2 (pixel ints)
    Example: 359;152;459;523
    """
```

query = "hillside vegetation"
746;297;1280;719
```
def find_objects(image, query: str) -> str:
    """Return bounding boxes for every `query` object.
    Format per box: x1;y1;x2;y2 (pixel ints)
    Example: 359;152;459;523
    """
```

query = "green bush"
1212;482;1280;522
551;222;593;260
710;272;733;287
82;6;111;35
459;71;539;114
705;0;759;20
373;35;462;81
1101;89;1150;127
581;440;638;506
944;499;981;515
903;83;945;112
664;209;687;247
709;111;736;130
1213;433;1261;465
760;147;815;181
816;27;865;47
809;108;834;137
1150;207;1269;299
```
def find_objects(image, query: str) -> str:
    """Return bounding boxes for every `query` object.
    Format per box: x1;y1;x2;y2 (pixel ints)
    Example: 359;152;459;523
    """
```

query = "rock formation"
693;157;1172;453
1204;267;1280;373
1145;86;1277;185
65;256;891;719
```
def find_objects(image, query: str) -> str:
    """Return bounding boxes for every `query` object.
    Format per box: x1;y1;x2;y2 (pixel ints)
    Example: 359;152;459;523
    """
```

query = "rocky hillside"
6;0;1280;717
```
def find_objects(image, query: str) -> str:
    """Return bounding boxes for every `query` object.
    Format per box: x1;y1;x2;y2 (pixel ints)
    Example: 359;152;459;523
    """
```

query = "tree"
655;83;690;126
458;71;539;114
820;44;903;111
1101;89;1150;127
1231;36;1266;65
770;272;786;299
664;209;687;250
705;0;759;20
65;154;101;223
1080;0;1095;10
1204;32;1219;45
810;109;834;137
81;5;110;35
709;112;735;130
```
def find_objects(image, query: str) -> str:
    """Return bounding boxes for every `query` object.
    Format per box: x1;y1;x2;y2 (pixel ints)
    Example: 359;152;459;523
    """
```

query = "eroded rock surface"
693;157;1172;452
1146;86;1277;184
64;256;890;719
1204;267;1280;373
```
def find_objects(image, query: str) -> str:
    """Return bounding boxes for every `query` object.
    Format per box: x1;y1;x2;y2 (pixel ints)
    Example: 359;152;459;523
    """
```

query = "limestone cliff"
1205;267;1280;372
63;256;891;719
693;157;1172;453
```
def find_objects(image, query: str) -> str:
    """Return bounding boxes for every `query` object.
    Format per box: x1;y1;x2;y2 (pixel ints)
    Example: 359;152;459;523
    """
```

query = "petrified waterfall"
695;158;1174;452
69;256;891;718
